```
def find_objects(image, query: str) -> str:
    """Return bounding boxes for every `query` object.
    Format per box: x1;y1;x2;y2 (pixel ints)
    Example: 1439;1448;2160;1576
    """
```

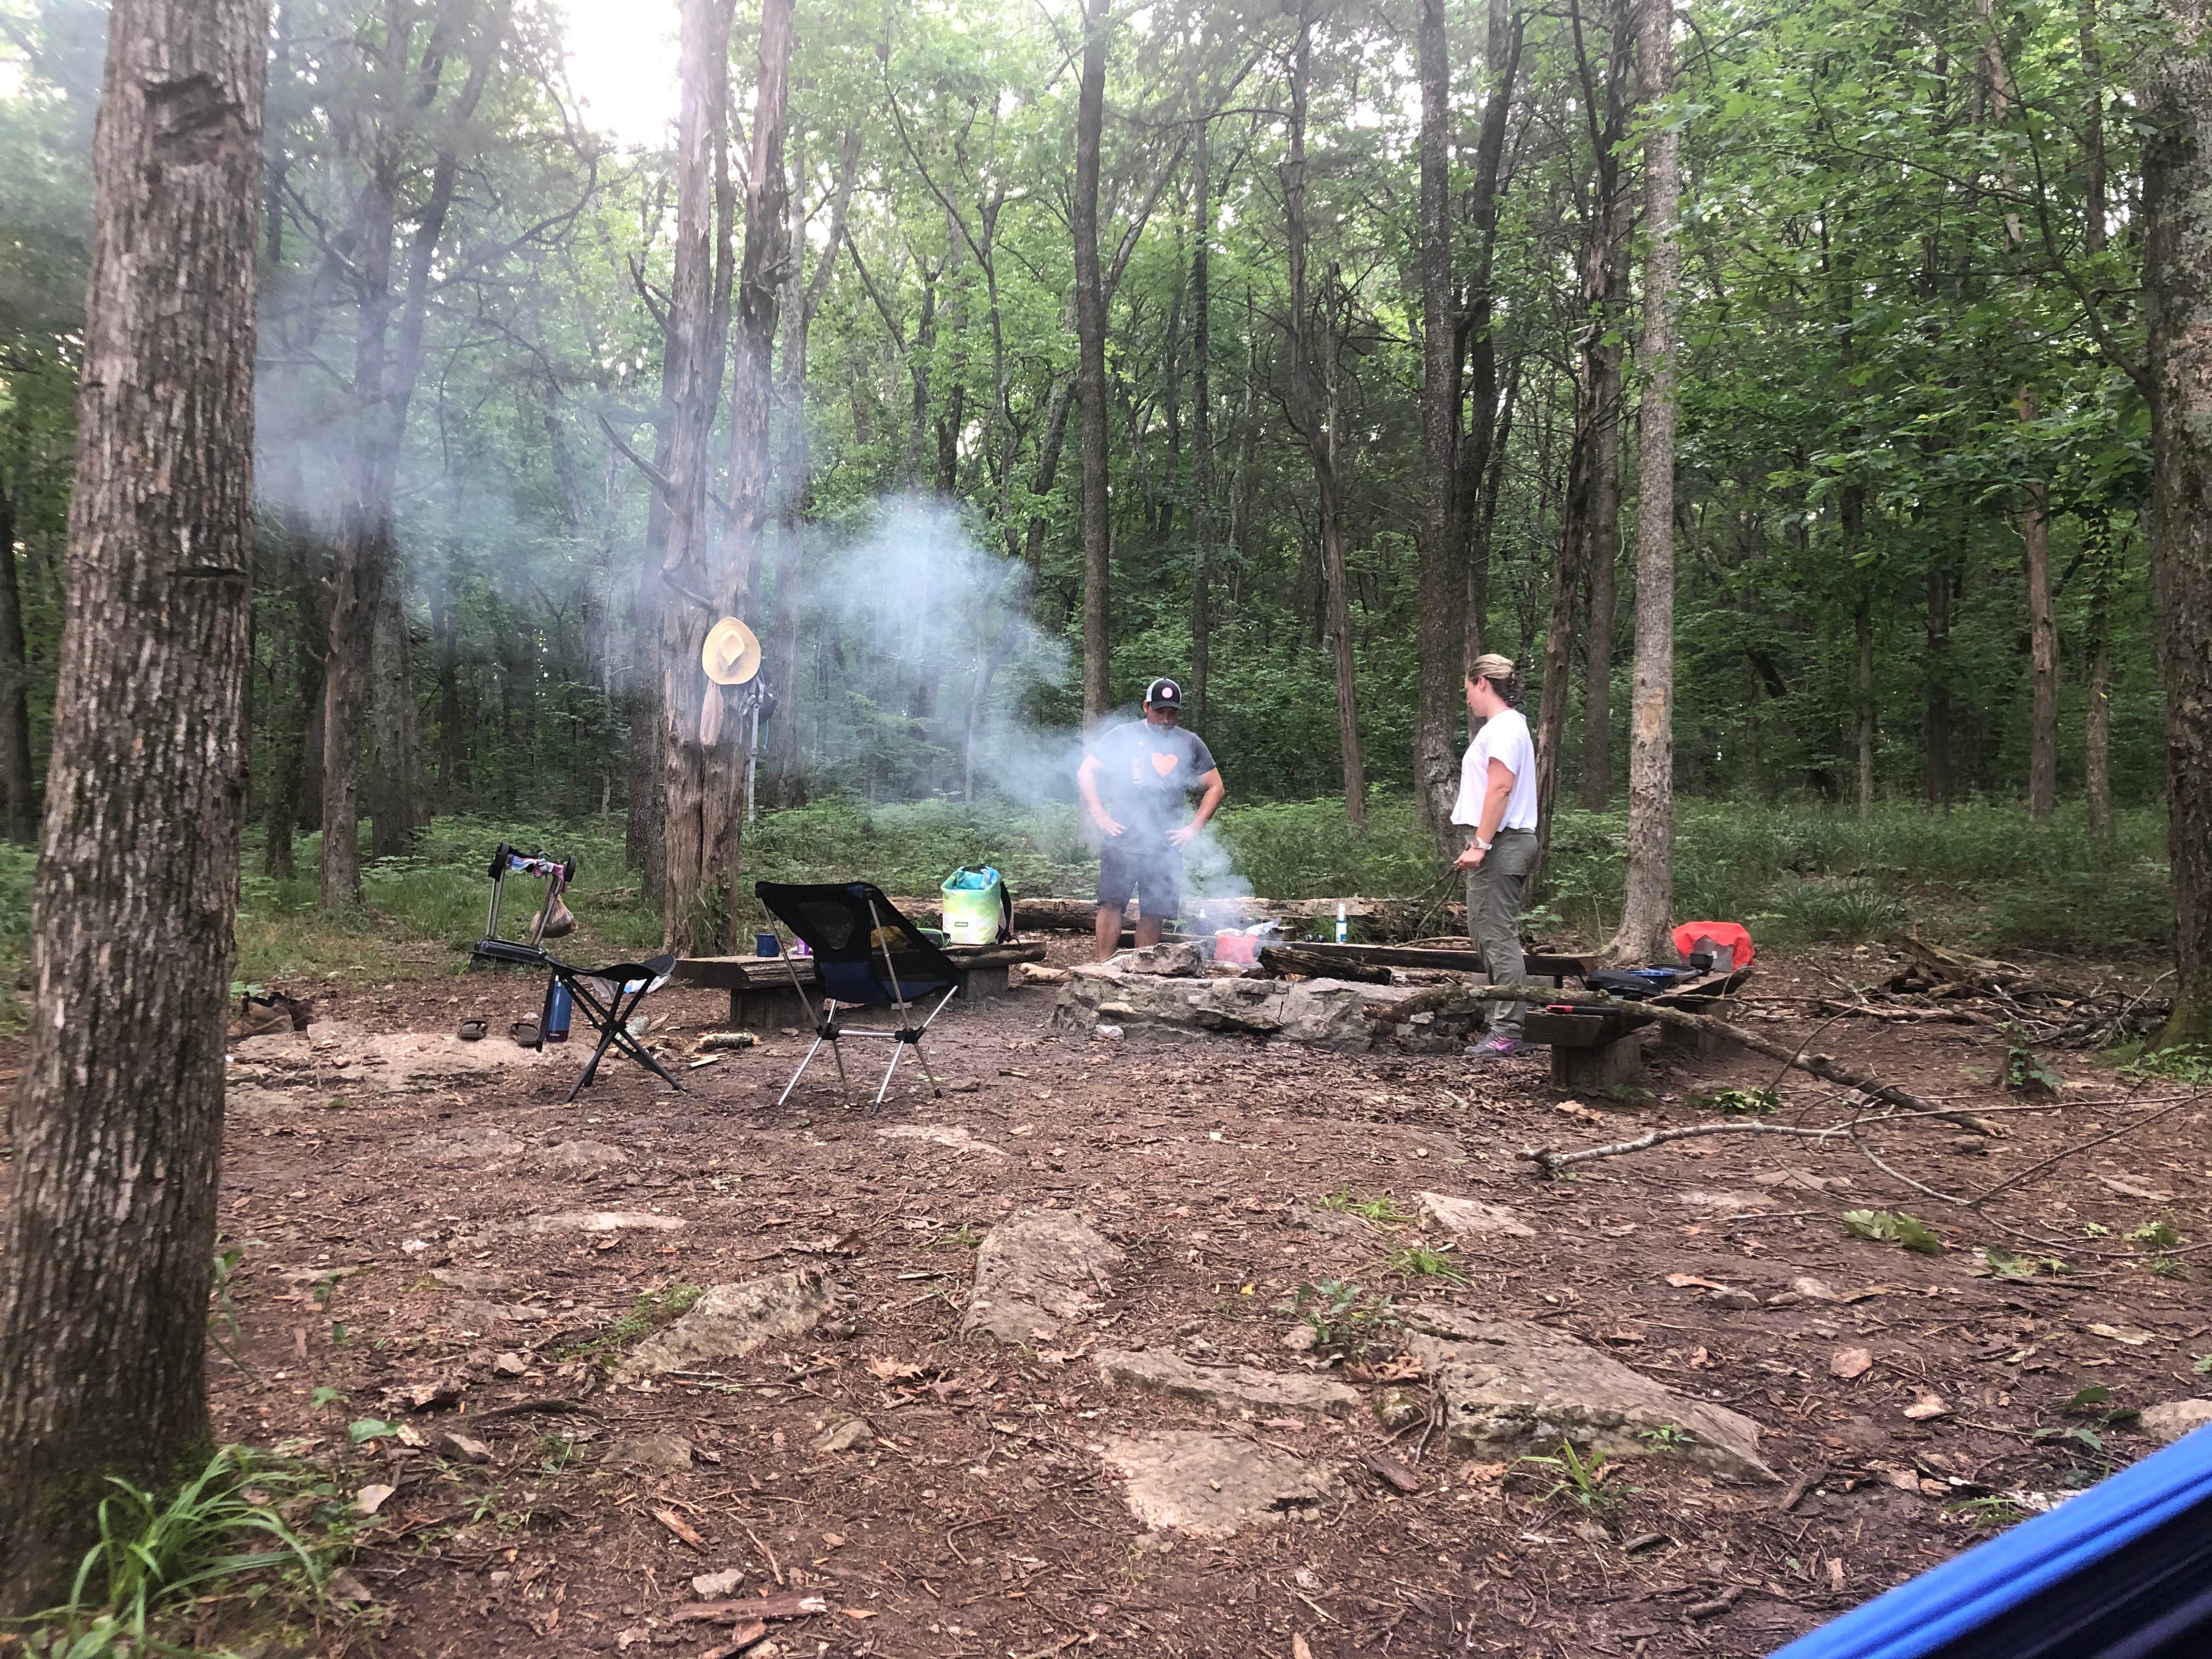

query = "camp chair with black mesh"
470;843;684;1105
753;880;960;1112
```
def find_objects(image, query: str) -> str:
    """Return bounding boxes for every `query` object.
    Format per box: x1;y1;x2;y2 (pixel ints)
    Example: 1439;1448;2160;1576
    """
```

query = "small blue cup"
756;932;780;957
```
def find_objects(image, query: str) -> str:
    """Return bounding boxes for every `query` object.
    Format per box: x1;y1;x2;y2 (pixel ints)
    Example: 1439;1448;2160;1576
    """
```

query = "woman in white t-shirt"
1450;653;1542;1058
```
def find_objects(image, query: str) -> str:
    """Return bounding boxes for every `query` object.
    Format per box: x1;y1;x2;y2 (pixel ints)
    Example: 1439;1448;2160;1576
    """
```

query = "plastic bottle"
1335;902;1348;944
545;980;572;1043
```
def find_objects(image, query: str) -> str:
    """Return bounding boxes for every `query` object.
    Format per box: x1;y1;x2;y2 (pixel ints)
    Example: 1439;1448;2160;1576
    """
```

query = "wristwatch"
1475;838;1493;851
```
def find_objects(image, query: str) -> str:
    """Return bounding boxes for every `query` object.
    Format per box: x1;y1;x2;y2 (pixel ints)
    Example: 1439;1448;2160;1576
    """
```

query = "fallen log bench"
1525;1007;1657;1088
677;940;1049;1029
1249;939;1599;987
1526;967;1754;1088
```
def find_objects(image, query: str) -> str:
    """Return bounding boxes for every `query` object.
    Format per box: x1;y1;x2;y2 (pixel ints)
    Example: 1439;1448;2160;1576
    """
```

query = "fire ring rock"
961;1208;1123;1345
1402;1304;1777;1481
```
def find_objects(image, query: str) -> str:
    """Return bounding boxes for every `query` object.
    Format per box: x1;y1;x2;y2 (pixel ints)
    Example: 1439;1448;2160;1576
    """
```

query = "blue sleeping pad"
1769;1424;2212;1658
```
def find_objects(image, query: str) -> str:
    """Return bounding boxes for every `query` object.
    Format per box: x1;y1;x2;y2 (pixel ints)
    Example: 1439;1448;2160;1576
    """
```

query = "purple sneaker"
1467;1033;1540;1059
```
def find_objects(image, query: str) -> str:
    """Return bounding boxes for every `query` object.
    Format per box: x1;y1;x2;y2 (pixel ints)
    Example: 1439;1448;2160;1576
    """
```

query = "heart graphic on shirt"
1150;752;1180;777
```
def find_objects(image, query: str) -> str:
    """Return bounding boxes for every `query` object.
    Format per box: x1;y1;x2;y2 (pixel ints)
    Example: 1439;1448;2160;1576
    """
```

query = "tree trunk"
764;128;859;810
1854;565;1876;819
1610;0;1678;964
2085;523;2115;854
1284;17;1364;825
1457;0;1524;671
665;0;784;951
1074;0;1112;721
434;550;465;806
1537;0;1637;856
1414;0;1460;848
1189;123;1215;736
1578;496;1618;809
1924;555;1953;805
318;0;501;906
2020;388;2059;824
262;511;325;878
0;0;264;1605
0;470;37;842
2142;0;2212;1045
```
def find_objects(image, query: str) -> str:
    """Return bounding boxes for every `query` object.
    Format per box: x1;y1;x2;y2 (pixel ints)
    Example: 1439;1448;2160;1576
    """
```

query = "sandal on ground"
511;1018;541;1049
457;1018;488;1041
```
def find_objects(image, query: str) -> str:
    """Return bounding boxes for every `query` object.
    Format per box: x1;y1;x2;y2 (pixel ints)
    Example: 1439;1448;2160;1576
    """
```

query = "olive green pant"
1466;828;1538;1036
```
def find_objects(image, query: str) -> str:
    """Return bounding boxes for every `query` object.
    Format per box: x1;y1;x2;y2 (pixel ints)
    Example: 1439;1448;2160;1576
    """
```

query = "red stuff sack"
1672;921;1755;968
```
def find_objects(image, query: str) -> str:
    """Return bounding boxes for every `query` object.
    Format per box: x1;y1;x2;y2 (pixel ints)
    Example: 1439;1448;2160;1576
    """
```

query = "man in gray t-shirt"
1076;677;1226;960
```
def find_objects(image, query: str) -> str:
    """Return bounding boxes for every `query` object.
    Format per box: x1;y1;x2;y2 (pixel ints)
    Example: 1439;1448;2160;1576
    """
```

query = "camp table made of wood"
1525;967;1754;1089
676;940;1049;1029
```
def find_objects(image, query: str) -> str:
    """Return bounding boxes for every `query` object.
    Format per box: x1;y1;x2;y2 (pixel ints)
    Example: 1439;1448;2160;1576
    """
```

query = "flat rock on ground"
1096;1347;1359;1418
602;1434;693;1471
619;1268;834;1381
1103;1430;1342;1537
962;1207;1124;1345
2139;1400;2212;1444
535;1139;629;1175
1403;1304;1777;1481
877;1124;1006;1157
1417;1191;1535;1238
488;1210;685;1236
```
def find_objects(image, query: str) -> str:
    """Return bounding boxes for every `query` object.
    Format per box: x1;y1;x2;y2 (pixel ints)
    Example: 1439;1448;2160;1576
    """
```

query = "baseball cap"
1145;677;1183;708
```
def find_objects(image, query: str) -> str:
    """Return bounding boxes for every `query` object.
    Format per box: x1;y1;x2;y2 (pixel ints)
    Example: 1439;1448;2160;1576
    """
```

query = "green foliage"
44;1447;323;1656
1313;1189;1414;1227
0;839;32;1033
1687;1086;1779;1116
2122;1045;2212;1087
1387;1243;1468;1285
208;1246;249;1372
1978;1246;2070;1279
1279;1279;1396;1360
2130;1218;2183;1249
1773;879;1906;944
1636;1424;1694;1452
2004;1032;2063;1094
1516;1441;1632;1514
1841;1210;1944;1254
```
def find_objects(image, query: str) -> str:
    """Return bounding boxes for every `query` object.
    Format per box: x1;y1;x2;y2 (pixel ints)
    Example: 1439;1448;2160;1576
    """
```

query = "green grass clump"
44;1446;328;1656
1842;1209;1945;1254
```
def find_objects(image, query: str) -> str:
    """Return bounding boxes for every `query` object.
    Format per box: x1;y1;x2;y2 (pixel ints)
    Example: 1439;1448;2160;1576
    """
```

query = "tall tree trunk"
1189;123;1215;735
0;0;264;1604
1578;491;1618;809
765;128;860;810
434;550;465;806
1414;0;1461;848
1457;0;1525;670
2084;523;2115;854
1854;565;1876;819
319;0;501;906
652;0;736;943
665;0;787;951
2020;386;2059;825
1610;0;1678;963
1925;554;1954;805
2142;0;2212;1045
0;470;37;842
1284;13;1364;825
262;510;324;877
1074;0;1112;721
1537;0;1636;856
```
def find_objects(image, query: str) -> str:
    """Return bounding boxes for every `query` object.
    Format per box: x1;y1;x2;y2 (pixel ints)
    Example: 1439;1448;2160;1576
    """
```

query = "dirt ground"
8;937;2210;1659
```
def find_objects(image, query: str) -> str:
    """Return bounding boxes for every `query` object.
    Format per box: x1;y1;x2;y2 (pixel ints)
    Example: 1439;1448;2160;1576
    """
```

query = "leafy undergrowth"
26;1444;359;1658
0;792;2175;1004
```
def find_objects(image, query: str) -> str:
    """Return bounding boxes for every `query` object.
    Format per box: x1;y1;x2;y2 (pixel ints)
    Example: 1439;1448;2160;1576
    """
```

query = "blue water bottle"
545;980;572;1043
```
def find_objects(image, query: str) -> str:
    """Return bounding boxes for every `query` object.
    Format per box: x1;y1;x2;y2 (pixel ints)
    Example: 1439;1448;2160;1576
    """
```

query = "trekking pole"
1404;864;1465;942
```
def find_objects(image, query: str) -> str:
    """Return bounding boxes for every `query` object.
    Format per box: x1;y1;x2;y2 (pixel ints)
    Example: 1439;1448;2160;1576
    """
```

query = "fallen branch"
1519;1118;1852;1174
1374;985;1993;1133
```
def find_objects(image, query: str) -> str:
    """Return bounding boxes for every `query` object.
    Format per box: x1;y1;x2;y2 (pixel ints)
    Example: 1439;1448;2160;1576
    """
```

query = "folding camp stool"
471;843;684;1104
753;881;961;1113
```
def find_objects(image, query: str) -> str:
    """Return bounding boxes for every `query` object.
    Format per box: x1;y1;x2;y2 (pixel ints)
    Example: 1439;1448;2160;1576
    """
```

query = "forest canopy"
0;0;2169;871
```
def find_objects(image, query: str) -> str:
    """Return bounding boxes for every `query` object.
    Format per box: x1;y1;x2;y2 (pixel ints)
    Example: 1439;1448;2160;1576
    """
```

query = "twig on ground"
1968;1091;2205;1207
1520;1118;1852;1175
